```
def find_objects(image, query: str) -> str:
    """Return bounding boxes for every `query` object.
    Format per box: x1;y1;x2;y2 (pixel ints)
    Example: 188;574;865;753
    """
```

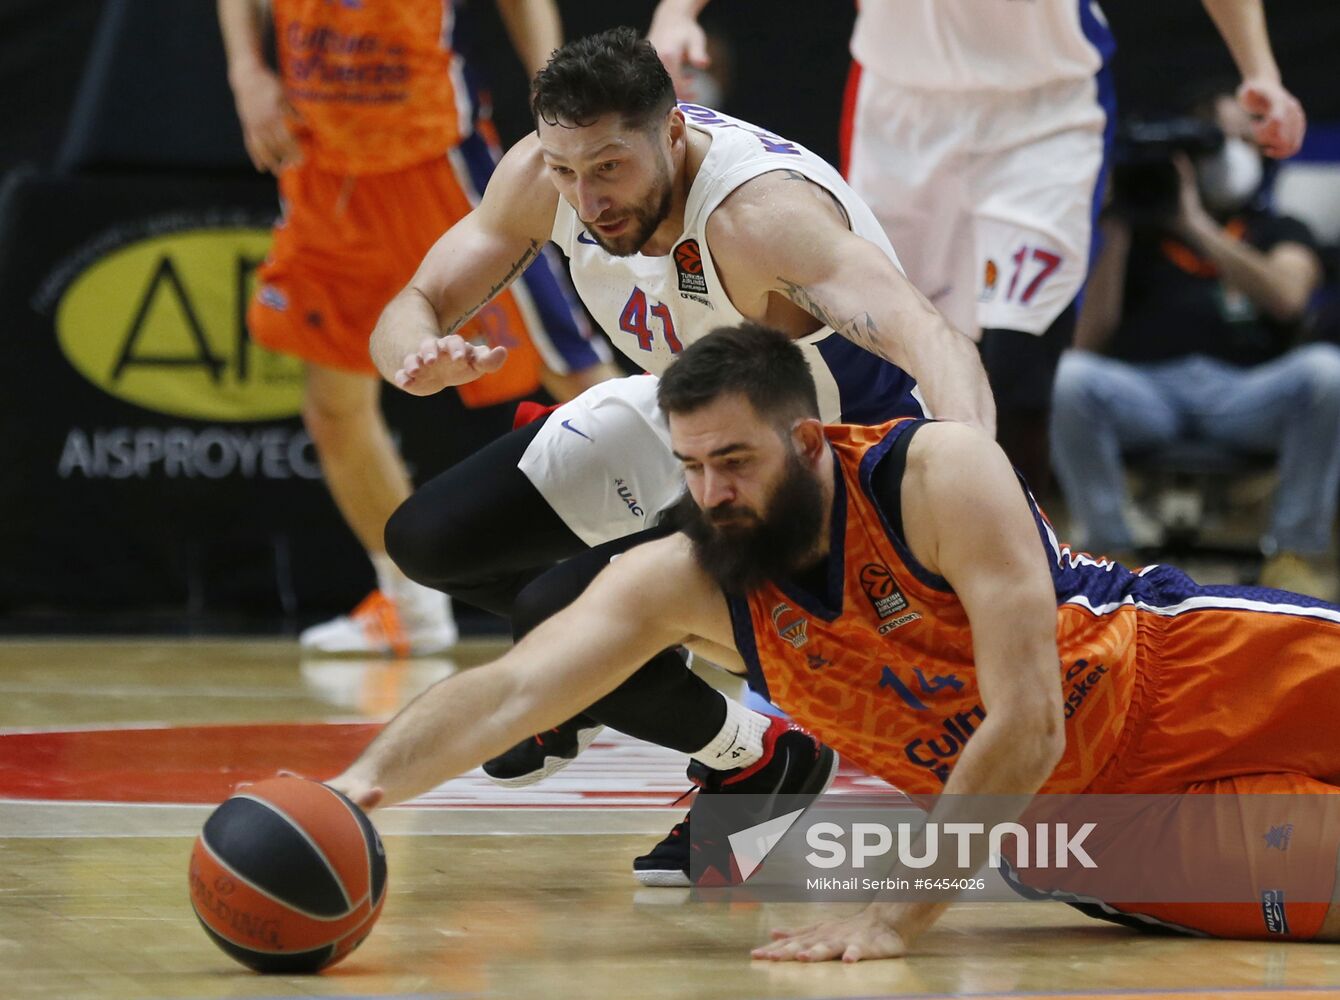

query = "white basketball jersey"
851;0;1114;93
550;103;925;425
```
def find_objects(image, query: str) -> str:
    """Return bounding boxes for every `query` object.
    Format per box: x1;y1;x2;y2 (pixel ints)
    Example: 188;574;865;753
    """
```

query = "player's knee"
384;491;497;596
300;397;362;453
300;377;378;451
383;494;443;588
511;560;595;641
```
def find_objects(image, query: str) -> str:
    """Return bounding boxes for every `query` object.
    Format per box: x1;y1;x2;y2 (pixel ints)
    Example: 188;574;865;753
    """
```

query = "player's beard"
676;450;827;594
592;169;673;257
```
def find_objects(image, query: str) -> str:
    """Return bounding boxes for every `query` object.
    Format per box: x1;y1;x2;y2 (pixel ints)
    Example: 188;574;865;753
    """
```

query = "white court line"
0;800;686;838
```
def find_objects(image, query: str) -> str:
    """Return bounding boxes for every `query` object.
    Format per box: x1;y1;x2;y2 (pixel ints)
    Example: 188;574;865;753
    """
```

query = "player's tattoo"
776;277;896;364
442;240;541;336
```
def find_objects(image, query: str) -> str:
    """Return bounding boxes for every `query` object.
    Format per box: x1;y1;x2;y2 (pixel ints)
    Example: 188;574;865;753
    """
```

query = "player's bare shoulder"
480;133;562;240
704;168;855;311
706;169;849;258
904;421;1001;496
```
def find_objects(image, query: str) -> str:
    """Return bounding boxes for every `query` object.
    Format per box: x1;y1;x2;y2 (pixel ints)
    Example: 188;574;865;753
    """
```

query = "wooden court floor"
2;638;1340;1000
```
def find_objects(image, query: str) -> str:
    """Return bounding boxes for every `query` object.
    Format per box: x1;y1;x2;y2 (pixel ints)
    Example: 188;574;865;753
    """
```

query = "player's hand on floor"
751;910;909;963
394;334;508;395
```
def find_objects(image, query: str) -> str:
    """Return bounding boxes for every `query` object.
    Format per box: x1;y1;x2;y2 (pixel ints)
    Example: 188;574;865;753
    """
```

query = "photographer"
1050;90;1333;598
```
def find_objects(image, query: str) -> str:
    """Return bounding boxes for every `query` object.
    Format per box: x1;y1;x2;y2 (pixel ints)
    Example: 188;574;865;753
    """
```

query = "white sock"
691;697;772;771
370;552;452;628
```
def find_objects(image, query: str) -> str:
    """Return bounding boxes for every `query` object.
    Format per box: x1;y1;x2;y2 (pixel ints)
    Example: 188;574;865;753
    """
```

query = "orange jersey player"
323;324;1340;958
219;0;617;655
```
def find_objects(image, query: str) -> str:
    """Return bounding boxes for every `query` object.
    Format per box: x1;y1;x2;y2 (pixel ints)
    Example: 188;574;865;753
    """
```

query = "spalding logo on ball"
189;776;387;973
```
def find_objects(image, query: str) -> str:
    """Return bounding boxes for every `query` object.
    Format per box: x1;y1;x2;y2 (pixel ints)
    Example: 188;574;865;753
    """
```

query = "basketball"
188;776;388;973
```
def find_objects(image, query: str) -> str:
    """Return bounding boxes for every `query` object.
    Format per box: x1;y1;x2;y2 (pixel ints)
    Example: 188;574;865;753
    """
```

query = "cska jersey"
550;104;926;426
851;0;1115;93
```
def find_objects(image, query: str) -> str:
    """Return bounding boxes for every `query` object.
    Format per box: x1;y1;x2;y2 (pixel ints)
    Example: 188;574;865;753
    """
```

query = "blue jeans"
1050;345;1340;555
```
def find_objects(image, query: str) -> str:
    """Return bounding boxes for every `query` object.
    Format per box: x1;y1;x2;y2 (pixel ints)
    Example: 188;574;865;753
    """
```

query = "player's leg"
969;77;1110;488
483;521;720;786
297;363;457;654
980;308;1075;488
246;161;456;655
383;416;587;618
1079;774;1340;941
843;68;979;340
495;528;837;886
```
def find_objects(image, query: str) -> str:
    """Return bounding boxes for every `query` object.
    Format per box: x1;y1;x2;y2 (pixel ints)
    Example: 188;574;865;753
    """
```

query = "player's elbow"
999;684;1067;785
1034;708;1067;778
1006;709;1066;787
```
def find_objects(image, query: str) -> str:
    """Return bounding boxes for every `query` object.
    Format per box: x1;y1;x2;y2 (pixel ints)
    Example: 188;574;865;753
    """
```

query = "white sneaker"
299;590;459;657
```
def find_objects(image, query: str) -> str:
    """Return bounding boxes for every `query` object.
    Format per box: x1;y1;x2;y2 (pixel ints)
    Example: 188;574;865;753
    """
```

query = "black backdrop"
1;0;1336;632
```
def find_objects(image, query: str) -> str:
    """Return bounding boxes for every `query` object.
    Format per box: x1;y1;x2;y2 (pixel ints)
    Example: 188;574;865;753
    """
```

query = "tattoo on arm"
441;240;541;336
776;276;896;364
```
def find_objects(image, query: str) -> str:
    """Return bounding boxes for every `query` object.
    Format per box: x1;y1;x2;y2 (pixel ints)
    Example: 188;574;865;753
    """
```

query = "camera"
1109;117;1224;226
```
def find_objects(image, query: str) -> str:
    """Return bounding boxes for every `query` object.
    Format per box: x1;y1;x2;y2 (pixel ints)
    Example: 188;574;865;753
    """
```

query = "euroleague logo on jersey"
860;563;909;620
674;239;708;296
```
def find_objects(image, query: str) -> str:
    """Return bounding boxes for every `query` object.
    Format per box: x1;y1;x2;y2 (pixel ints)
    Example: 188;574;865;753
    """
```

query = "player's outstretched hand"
752;911;910;963
394;334;507;396
323;774;385;813
1237;78;1306;159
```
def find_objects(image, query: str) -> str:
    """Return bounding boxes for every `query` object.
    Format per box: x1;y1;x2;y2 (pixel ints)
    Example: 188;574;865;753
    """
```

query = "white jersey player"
372;29;993;551
528;102;929;543
847;0;1115;341
650;0;1307;484
367;29;988;887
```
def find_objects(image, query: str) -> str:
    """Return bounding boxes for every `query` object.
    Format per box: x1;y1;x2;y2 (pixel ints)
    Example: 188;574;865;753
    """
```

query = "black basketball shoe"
481;713;604;787
632;718;839;886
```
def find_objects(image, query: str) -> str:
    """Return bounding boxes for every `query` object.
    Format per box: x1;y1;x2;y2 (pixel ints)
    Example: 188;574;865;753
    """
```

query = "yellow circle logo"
56;228;304;421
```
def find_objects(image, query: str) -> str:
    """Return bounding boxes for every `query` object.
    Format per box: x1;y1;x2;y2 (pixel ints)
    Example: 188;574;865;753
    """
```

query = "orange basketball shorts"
1057;571;1340;940
248;129;606;407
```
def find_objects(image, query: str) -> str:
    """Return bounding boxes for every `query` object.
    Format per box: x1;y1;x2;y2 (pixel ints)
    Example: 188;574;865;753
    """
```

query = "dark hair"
657;324;821;429
531;27;676;131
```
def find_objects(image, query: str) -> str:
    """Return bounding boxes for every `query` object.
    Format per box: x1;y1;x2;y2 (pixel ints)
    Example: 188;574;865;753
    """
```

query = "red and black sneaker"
482;714;604;787
632;718;838;886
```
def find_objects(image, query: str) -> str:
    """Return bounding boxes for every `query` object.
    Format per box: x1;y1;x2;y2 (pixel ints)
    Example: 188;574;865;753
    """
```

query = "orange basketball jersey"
273;0;468;174
728;419;1142;794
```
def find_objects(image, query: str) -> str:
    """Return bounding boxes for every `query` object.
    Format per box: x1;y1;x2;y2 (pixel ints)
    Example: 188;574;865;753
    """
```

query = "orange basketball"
188;776;387;973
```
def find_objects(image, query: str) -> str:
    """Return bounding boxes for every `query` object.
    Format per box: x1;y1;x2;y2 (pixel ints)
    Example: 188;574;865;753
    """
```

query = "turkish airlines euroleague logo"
860;563;908;620
674;239;708;295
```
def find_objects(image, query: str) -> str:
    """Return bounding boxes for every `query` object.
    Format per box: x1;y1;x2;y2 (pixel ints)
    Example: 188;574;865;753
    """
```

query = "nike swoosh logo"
577;230;599;245
726;724;742;758
560;419;593;442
